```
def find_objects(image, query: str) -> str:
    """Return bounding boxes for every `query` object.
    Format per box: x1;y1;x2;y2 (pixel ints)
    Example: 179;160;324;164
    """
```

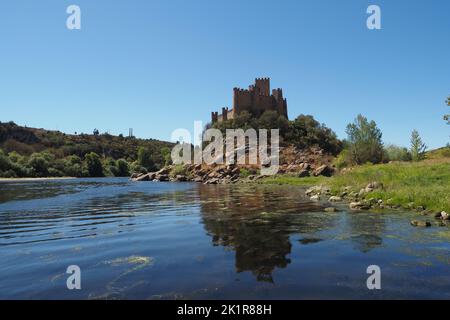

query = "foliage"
85;152;103;177
115;159;130;177
0;122;174;178
410;130;427;162
169;164;189;178
286;115;342;155
333;149;351;169
346;114;384;164
28;153;50;177
426;147;450;159
137;147;155;171
384;144;411;162
261;159;450;212
239;168;251;178
211;112;342;155
161;147;172;166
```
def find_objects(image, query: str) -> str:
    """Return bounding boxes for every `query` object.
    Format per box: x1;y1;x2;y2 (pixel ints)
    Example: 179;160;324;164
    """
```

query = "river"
0;178;448;299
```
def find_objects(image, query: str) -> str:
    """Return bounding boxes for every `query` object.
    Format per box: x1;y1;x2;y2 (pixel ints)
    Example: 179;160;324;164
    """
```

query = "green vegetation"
210;111;342;155
169;164;190;179
345;114;384;165
426;147;450;159
85;152;103;177
0;121;173;178
410;129;427;162
137;146;156;172
260;159;450;212
384;144;411;162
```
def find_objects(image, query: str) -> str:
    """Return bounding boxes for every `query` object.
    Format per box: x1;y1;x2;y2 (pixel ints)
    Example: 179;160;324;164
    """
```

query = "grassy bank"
260;159;450;213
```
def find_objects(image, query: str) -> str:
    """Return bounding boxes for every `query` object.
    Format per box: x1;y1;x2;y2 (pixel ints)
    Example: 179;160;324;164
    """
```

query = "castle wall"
255;78;270;96
233;89;253;114
213;78;288;123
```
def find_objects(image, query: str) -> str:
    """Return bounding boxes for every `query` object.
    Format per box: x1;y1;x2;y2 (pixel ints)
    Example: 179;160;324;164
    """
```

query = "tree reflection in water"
198;184;336;283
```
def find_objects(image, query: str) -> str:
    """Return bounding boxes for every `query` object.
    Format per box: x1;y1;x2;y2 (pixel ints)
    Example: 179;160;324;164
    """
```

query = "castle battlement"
212;78;288;123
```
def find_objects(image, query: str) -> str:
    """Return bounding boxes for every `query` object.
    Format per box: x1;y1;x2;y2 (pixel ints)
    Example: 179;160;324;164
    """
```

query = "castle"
211;78;288;123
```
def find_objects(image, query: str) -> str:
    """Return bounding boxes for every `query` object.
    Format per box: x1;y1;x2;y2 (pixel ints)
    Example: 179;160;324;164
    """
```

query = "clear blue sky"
0;0;449;148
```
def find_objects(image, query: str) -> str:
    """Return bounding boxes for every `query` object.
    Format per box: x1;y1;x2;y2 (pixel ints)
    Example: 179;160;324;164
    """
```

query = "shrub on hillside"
211;112;342;155
85;152;103;177
384;144;411;162
28;153;50;177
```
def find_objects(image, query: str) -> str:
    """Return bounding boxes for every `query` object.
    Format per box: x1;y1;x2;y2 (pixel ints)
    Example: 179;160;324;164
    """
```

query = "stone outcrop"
131;146;337;184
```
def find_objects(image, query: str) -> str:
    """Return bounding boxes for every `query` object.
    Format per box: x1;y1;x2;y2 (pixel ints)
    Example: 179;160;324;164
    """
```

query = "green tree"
137;147;155;171
116;159;130;177
85;152;103;177
160;147;172;166
28;153;50;177
410;129;427;162
346;114;384;164
287;115;342;155
0;149;12;172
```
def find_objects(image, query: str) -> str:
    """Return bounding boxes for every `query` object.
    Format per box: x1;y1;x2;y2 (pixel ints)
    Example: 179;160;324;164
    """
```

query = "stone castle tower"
211;78;288;123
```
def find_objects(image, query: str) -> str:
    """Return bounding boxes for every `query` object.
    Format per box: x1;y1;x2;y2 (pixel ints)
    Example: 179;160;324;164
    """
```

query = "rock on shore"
131;146;336;185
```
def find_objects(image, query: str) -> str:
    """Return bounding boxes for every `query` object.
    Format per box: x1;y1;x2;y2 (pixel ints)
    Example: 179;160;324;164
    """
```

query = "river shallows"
0;178;449;299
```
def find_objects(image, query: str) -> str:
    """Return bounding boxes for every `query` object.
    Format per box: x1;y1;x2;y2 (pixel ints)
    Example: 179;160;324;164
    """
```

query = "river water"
0;178;449;299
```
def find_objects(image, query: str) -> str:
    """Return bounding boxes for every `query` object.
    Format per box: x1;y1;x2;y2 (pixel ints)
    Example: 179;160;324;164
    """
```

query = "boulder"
298;170;310;178
310;195;320;201
434;212;443;218
349;202;370;210
130;173;140;179
313;165;334;177
134;172;156;182
157;167;170;175
231;167;240;175
410;220;432;227
299;162;311;171
175;175;187;182
157;174;169;182
441;211;449;220
305;186;323;196
328;196;342;202
365;181;383;192
204;177;219;184
324;207;338;213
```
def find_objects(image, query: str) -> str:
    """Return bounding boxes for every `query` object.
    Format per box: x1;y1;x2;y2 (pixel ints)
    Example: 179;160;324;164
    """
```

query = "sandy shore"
0;177;77;182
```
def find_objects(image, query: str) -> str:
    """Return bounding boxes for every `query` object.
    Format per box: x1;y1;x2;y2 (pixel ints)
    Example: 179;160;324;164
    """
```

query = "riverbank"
258;158;450;214
0;177;76;182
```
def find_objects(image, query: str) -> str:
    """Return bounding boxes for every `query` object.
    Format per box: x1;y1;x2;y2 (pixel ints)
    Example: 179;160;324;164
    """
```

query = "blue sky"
0;0;449;148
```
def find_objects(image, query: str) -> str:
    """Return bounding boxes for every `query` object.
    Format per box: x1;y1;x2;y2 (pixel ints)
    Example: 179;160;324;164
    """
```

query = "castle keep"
211;78;288;123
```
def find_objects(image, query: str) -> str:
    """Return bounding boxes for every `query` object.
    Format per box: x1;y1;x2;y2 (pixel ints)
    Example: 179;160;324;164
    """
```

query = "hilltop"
0;121;174;178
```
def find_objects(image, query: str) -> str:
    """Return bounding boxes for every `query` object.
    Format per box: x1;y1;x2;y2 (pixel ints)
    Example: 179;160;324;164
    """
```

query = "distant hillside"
0;121;174;178
425;146;450;160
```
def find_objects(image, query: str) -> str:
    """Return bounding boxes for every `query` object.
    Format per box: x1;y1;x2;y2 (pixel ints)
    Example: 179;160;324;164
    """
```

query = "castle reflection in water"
196;184;386;283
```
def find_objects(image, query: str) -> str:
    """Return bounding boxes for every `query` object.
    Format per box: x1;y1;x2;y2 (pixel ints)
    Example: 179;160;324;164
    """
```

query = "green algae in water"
105;256;154;267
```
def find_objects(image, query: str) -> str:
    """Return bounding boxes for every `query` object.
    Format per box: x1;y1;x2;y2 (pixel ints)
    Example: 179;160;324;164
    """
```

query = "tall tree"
410;130;427;161
346;114;384;164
